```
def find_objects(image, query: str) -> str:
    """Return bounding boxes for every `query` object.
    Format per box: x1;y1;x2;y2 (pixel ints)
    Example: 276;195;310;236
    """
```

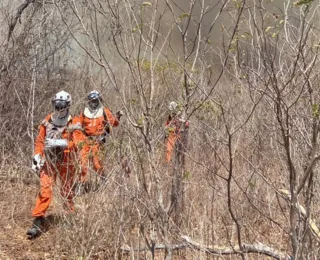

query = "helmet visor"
169;102;178;111
88;92;100;101
88;99;100;110
53;100;69;111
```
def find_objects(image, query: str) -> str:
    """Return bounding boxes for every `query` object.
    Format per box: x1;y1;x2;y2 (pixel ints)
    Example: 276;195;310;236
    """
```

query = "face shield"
168;101;179;117
53;100;69;118
169;102;177;111
88;98;100;110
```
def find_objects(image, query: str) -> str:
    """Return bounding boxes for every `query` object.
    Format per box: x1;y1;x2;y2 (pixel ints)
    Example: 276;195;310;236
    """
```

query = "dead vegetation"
1;0;320;259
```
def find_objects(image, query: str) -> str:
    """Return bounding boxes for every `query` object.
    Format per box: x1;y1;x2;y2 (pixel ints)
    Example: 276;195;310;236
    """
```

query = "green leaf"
242;32;252;38
265;26;273;32
142;2;152;6
183;171;191;180
132;24;143;33
167;127;175;133
137;117;144;126
312;104;319;118
248;181;256;188
179;13;190;20
294;0;313;6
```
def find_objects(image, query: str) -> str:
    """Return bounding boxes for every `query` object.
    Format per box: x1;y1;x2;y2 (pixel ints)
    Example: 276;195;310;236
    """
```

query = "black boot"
26;216;45;239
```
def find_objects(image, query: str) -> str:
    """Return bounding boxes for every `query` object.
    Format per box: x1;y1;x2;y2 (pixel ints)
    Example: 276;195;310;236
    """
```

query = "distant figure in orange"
165;101;189;163
73;90;123;185
27;91;80;239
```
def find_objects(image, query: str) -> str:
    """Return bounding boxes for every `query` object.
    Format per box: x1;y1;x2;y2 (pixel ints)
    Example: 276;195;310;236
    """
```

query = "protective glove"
97;133;109;144
179;117;186;123
116;110;124;119
45;138;68;149
179;118;189;128
67;122;83;132
32;154;44;172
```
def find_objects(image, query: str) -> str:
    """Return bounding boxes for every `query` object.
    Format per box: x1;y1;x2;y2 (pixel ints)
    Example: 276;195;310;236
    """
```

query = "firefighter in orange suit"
165;101;189;163
27;91;80;239
73;90;122;184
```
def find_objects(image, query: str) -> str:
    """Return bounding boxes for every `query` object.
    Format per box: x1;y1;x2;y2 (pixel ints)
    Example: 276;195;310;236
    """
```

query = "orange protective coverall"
165;116;189;163
32;114;78;217
73;107;119;182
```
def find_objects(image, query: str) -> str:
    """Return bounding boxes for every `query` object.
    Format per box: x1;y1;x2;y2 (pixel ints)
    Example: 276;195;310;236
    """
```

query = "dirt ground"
0;179;165;260
0;179;65;260
0;178;279;260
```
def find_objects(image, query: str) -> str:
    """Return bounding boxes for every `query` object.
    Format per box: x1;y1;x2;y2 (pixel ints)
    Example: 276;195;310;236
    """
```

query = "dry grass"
0;152;298;260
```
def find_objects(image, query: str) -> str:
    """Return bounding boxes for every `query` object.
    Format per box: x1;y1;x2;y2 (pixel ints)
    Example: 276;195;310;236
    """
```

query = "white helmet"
87;90;102;110
52;90;72;109
169;101;178;111
51;91;71;121
87;90;102;101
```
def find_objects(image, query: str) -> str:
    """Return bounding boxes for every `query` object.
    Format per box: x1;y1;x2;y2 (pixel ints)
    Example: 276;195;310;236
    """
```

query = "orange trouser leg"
166;135;177;163
80;144;90;183
32;165;55;217
92;144;103;175
59;161;75;213
80;143;104;181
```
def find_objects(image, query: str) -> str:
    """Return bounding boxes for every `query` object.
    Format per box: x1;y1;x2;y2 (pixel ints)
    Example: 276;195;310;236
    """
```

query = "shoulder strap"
103;108;107;122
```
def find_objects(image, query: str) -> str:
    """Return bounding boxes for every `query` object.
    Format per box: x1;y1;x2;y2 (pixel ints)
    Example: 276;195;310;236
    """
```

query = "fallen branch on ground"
181;235;292;260
121;236;292;259
279;189;320;241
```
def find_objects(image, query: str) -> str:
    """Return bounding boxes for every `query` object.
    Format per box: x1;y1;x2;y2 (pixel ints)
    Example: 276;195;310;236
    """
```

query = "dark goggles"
88;92;100;101
88;99;100;109
53;100;69;111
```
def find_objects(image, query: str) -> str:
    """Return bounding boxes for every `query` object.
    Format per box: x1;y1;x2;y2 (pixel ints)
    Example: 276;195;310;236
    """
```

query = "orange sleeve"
72;115;86;146
34;124;46;156
165;115;172;126
104;108;119;127
34;115;51;156
67;140;74;150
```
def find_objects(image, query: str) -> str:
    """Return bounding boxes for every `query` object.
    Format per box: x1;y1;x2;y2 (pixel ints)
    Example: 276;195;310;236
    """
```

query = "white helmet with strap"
51;90;72;124
169;101;178;111
87;90;102;111
87;90;102;101
52;90;72;107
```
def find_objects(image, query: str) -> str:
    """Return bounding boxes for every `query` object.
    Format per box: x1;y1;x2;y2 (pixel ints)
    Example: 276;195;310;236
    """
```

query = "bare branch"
121;236;292;260
7;0;35;42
